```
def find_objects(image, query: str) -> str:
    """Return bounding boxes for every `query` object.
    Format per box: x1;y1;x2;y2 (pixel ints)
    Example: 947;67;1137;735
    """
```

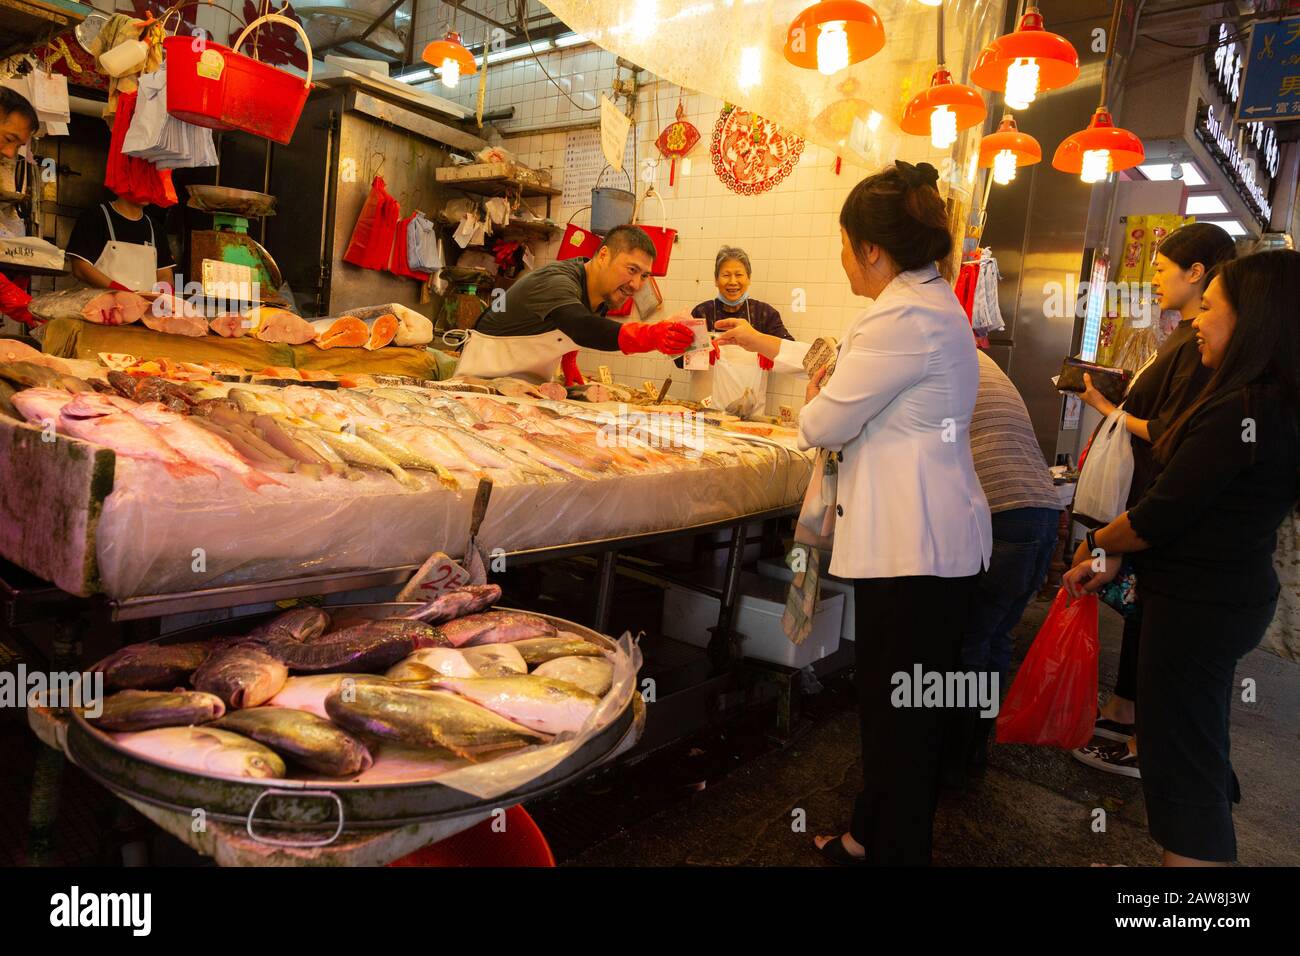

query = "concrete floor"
547;597;1300;867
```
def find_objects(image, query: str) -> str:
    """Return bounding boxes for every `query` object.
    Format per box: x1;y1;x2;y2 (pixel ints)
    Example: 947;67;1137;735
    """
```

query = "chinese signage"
1237;16;1300;122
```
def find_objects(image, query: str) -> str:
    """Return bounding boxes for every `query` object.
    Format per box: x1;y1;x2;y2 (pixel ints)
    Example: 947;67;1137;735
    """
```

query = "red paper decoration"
710;105;805;195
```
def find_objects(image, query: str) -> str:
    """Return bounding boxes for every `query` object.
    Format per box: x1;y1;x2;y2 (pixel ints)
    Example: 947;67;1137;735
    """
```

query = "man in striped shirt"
946;351;1063;782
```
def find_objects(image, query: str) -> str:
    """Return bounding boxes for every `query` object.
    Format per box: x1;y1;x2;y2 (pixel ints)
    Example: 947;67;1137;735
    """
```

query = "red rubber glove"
9;307;39;328
758;355;775;371
618;320;693;356
560;350;586;387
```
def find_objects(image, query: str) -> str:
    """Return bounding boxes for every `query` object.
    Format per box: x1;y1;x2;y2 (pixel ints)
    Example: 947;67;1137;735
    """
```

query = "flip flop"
817;835;868;866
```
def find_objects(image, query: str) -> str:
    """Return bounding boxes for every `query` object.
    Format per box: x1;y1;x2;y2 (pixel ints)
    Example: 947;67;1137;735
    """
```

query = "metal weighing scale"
186;185;291;309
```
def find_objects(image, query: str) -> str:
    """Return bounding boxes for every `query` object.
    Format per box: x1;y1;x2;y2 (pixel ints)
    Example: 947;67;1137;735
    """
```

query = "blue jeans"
961;506;1060;682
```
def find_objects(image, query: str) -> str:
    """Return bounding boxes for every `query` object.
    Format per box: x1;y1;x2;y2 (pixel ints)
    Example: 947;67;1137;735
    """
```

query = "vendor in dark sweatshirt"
680;245;793;370
461;224;692;385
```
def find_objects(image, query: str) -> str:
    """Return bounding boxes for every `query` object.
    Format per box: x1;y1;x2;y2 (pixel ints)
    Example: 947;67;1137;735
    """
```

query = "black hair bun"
895;160;940;189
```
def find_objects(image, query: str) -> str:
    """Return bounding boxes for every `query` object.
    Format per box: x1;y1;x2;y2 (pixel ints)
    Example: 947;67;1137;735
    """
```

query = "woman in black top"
1064;250;1300;865
1074;223;1235;773
683;246;793;369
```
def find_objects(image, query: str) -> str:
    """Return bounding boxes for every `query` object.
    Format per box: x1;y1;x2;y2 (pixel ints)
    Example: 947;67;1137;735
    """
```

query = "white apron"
94;204;158;292
455;327;579;384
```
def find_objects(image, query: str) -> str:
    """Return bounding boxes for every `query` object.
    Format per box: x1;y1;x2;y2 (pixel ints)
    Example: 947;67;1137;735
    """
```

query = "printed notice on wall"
600;95;632;170
563;128;636;208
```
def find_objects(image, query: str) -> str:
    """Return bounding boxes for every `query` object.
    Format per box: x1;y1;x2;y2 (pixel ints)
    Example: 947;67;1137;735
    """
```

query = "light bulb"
916;0;943;5
1080;149;1112;183
930;106;957;149
1004;58;1039;110
441;57;460;89
738;46;761;90
992;148;1018;185
816;21;850;76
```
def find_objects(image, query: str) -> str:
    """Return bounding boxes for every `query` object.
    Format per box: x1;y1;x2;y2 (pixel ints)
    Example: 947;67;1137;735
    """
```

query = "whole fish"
0;360;63;389
403;583;502;623
384;424;482;472
435;425;551;480
128;402;282;492
60;399;214;480
367;387;429;406
266;673;394;720
385;643;526;681
510;636;608;665
87;689;226;731
459;395;525;425
245;606;331;643
313;428;422;489
250;414;340;473
429;675;600;734
424;396;480;429
10;386;75;425
437;610;557;648
229;387;295;417
92;641;213;690
267;619;434;673
189;417;299;474
533;656;615;697
114;726;285;778
325;683;547;759
473;425;596;478
192;642;288;709
525;431;616;472
355;743;470;784
355;424;460;489
213;707;373;776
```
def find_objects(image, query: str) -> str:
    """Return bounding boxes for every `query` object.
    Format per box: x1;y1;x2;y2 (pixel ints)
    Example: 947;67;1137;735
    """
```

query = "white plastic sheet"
96;439;812;599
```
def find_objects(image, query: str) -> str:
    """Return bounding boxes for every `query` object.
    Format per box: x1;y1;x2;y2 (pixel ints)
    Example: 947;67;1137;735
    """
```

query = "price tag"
597;365;613;385
397;551;471;602
778;404;796;427
643;379;661;400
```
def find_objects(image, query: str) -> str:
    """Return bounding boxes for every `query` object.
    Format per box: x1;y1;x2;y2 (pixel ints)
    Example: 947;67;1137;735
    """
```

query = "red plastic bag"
996;589;1099;749
344;176;399;270
105;90;177;208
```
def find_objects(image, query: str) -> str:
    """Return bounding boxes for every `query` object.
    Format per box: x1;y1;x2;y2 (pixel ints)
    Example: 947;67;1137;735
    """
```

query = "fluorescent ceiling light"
1204;218;1248;237
1137;162;1207;187
555;33;588;48
486;40;552;64
396;68;432;84
1185;194;1229;215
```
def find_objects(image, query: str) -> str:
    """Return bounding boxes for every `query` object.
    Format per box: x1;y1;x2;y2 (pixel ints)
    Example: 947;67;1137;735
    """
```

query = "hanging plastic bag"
712;346;768;418
122;68;170;157
343;176;399;270
105;89;177;207
1073;407;1134;526
389;212;430;282
995;589;1099;749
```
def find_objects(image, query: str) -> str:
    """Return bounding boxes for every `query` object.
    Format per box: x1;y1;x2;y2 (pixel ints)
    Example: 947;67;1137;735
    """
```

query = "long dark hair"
839;161;951;271
1156;222;1236;286
1154;249;1300;463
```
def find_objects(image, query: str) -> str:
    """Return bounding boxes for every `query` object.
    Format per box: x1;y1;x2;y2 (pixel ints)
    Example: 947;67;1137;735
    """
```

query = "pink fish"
10;387;75;426
59;403;215;480
127;402;281;492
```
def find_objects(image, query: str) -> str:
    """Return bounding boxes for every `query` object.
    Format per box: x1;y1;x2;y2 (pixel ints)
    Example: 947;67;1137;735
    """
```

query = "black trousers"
1114;611;1142;701
850;574;977;865
1137;590;1275;862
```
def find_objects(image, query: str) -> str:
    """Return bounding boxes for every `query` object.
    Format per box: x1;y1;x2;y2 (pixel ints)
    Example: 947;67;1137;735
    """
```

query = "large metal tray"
64;603;638;835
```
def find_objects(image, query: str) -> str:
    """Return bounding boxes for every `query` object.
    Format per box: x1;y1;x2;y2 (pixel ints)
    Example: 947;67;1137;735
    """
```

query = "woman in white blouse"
717;161;992;865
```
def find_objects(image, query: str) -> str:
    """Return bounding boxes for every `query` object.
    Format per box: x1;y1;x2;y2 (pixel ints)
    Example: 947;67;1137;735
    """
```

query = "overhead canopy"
544;0;1005;220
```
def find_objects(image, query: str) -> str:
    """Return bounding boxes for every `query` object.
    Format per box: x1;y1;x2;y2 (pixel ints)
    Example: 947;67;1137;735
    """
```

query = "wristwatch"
1085;529;1098;555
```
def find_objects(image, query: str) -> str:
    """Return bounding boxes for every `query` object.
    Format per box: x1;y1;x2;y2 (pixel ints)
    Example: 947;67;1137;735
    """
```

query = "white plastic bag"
1074;408;1134;526
712;348;767;419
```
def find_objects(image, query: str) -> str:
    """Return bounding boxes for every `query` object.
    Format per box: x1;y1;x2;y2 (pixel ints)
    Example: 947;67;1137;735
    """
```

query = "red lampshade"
899;69;987;136
422;31;478;76
970;8;1079;96
783;0;886;72
1051;107;1144;174
978;114;1042;167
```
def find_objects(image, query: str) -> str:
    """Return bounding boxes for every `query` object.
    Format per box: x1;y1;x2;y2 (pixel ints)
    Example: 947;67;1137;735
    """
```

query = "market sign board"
1237;16;1300;123
1197;22;1281;228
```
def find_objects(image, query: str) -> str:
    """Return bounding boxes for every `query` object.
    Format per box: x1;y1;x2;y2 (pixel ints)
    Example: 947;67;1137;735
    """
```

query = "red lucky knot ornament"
655;95;701;187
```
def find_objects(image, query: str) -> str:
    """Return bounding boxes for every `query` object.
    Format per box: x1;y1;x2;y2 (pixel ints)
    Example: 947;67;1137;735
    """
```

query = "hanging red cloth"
104;90;176;207
344;176;400;271
952;259;989;349
388;212;430;282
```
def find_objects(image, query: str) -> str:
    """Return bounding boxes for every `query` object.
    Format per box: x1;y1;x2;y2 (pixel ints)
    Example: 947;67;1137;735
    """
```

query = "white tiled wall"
419;24;880;415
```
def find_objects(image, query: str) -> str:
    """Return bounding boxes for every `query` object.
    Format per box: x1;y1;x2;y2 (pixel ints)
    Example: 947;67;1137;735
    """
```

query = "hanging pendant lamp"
971;6;1079;110
423;31;477;89
783;1;886;76
900;4;986;149
978;114;1041;184
1051;1;1143;182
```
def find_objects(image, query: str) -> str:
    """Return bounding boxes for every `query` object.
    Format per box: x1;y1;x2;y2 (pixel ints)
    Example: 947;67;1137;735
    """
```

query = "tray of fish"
62;593;641;840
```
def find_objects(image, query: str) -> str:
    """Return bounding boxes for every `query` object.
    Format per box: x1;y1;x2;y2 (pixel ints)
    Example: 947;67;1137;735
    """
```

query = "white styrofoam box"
661;575;842;669
757;557;856;643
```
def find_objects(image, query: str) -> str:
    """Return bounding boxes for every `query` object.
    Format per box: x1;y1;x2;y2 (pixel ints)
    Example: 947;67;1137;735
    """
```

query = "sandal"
817;835;868;866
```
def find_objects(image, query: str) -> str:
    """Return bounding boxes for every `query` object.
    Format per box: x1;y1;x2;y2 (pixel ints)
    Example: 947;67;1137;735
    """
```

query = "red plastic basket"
556;207;602;262
164;14;313;145
634;190;676;276
387;805;555;867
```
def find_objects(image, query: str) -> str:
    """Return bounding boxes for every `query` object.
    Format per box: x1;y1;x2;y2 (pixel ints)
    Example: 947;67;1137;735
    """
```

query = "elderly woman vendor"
685;245;793;369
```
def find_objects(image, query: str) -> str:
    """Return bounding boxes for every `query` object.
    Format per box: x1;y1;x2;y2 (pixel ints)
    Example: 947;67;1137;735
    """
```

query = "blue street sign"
1238;16;1300;122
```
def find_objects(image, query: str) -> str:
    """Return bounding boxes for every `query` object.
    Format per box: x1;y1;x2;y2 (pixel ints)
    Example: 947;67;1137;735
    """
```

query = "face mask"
716;290;749;307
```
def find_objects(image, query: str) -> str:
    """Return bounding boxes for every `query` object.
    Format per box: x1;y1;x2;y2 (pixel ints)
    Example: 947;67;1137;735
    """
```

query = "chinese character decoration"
655;94;700;187
710;105;805;196
228;1;309;71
